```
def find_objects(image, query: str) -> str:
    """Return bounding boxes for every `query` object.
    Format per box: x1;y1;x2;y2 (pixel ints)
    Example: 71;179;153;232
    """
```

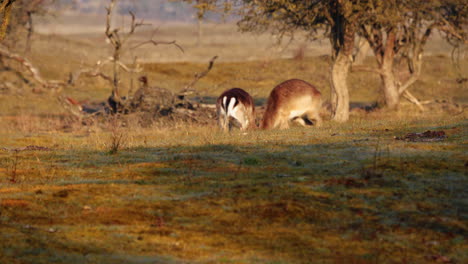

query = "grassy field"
0;18;467;264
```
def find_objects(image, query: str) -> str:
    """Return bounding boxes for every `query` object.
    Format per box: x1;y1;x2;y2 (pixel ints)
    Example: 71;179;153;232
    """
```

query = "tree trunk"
380;58;400;109
330;51;351;122
379;29;400;109
112;46;121;100
329;5;355;123
108;44;122;113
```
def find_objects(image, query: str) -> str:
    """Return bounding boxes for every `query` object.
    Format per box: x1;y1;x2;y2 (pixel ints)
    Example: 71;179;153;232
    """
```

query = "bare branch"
128;11;149;34
105;0;115;38
402;90;425;111
398;73;420;95
397;23;434;90
70;69;113;85
69;59;113;85
180;55;218;95
131;39;184;53
129;10;136;33
398;54;423;95
0;45;66;89
117;61;142;73
123;11;151;44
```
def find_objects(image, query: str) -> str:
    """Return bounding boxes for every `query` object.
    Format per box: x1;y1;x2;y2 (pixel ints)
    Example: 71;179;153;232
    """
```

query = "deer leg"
218;110;229;132
278;116;290;129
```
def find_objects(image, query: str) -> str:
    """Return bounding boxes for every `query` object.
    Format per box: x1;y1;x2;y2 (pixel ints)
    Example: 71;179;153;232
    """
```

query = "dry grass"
0;18;467;264
1;113;467;263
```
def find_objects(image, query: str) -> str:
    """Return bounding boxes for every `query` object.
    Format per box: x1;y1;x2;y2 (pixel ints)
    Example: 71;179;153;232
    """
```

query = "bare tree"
0;0;215;122
92;0;183;113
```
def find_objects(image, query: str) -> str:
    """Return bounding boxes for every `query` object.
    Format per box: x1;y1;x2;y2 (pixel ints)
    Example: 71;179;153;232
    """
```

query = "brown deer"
216;88;255;131
261;79;322;129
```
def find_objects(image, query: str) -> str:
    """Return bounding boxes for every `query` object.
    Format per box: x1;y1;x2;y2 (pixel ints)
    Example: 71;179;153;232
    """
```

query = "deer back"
261;79;321;129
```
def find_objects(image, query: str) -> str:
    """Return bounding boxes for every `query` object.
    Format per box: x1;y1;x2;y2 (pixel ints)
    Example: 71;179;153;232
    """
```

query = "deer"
216;88;255;132
261;79;322;129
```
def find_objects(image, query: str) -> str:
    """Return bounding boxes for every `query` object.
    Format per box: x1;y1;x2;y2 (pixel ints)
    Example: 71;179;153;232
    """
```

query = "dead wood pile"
97;75;216;127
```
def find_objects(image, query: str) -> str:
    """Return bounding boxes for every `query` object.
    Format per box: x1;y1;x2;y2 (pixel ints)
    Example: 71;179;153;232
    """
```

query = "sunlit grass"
0;112;466;263
0;23;467;264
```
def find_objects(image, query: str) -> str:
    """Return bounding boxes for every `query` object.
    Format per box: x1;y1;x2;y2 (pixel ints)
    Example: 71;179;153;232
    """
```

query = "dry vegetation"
0;15;467;264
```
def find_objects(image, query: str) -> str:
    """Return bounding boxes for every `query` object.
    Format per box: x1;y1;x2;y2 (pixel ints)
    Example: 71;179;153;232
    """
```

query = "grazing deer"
216;88;255;131
261;79;322;129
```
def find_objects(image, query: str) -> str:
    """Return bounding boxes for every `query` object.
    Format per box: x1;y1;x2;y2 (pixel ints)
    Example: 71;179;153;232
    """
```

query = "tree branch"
402;90;425;111
397;22;430;96
131;39;184;53
69;59;113;85
398;55;422;95
105;0;115;38
122;11;150;44
180;55;218;95
0;45;66;89
117;60;142;73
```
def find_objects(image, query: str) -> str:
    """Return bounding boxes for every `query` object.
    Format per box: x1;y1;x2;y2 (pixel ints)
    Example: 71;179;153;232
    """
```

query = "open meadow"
0;14;467;264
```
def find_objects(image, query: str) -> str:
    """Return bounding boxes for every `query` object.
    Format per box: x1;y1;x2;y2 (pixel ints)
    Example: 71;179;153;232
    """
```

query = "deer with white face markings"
216;88;255;132
261;79;322;129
